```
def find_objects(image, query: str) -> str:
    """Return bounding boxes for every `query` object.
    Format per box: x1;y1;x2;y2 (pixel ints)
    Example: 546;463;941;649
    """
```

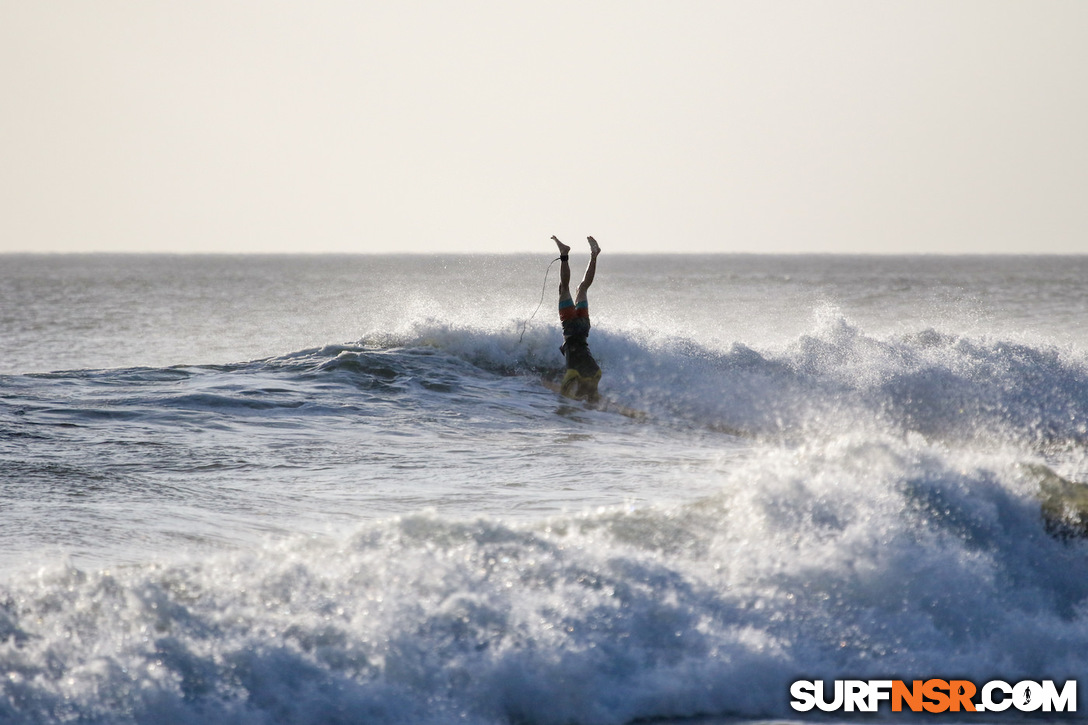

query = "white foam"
4;429;1087;724
6;292;1088;722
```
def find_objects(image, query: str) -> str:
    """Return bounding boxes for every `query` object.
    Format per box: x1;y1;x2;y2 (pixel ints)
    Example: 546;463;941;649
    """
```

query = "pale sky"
2;1;1086;255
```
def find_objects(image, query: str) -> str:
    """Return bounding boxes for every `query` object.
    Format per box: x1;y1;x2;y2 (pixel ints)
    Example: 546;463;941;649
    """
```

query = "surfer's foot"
552;235;570;256
587;236;600;256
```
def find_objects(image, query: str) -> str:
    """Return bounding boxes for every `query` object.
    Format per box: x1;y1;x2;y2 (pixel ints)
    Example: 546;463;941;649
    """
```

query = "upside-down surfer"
552;234;602;401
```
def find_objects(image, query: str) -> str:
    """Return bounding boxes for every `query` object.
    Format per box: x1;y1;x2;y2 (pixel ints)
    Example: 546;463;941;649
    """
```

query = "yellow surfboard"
539;375;649;421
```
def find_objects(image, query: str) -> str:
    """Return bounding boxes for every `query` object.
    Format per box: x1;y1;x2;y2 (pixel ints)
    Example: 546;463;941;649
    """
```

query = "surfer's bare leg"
553;235;572;301
575;236;601;305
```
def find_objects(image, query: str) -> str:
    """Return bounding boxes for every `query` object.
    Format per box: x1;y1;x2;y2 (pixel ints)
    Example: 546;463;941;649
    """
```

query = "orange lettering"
923;679;950;713
892;680;924;712
948;680;977;712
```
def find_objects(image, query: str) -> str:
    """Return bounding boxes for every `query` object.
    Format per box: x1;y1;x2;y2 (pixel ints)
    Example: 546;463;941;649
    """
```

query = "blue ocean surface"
1;254;1087;724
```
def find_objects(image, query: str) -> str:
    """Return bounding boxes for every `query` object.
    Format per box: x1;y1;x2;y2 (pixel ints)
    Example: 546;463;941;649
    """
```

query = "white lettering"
867;680;893;711
814;679;844;712
1041;680;1077;713
789;680;816;712
1014;680;1043;712
790;678;1078;714
844;680;869;712
981;680;1012;712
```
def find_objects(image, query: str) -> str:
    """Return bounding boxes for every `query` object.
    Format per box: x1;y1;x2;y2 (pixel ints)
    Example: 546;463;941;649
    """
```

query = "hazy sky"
2;1;1086;254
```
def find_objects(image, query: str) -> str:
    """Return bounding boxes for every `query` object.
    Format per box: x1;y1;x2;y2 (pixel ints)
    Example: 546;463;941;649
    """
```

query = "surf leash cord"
518;256;563;344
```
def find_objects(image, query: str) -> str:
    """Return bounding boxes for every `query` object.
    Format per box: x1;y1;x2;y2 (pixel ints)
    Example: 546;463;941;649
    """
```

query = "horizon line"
3;250;1086;258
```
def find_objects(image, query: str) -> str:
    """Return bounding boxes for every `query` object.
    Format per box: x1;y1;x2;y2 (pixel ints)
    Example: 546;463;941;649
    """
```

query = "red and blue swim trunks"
558;298;600;396
559;298;591;339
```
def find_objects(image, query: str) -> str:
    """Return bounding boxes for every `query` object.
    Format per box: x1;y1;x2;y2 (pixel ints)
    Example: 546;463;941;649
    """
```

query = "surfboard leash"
518;256;563;344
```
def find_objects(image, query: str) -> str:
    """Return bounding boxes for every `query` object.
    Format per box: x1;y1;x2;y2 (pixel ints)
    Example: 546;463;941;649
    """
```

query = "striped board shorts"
559;298;591;338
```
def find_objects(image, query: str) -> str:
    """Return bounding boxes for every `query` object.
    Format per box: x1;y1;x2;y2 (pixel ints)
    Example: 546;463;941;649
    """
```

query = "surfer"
552;235;602;401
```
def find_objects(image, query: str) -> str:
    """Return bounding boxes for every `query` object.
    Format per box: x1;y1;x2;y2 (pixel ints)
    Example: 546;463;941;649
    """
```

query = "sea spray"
5;255;1088;723
4;425;1088;723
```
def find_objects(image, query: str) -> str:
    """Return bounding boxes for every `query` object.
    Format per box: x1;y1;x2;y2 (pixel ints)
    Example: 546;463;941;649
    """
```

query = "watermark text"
790;679;1077;713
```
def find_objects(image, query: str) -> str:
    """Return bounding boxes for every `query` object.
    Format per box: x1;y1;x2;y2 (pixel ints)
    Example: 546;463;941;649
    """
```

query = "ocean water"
1;253;1087;724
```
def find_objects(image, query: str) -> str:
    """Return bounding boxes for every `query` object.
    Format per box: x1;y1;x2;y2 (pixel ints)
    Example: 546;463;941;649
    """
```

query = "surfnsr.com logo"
790;679;1077;713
